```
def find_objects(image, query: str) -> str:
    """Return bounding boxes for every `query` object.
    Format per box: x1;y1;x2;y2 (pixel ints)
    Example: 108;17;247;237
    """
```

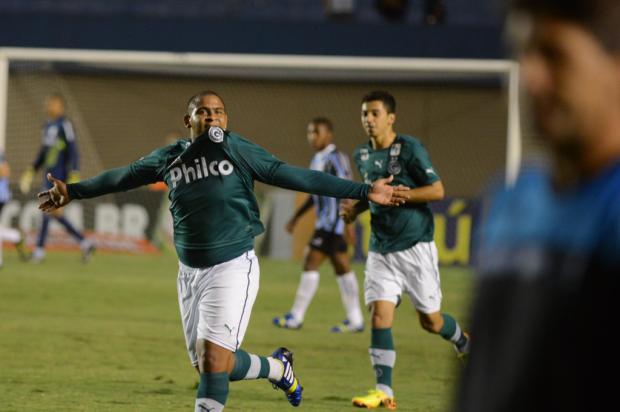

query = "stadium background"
0;0;531;265
1;1;531;411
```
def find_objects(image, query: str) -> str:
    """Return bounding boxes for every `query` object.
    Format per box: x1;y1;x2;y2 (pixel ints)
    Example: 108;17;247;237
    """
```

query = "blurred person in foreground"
273;117;364;333
456;0;620;410
20;94;94;263
342;91;470;410
0;151;30;267
36;90;407;412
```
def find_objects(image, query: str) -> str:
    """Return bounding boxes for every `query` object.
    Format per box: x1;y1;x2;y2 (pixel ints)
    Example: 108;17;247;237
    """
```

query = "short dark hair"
186;90;225;114
362;91;396;114
510;0;620;52
310;117;333;132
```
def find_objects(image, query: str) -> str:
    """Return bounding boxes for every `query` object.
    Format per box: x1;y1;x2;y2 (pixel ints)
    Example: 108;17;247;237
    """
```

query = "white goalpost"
0;47;520;185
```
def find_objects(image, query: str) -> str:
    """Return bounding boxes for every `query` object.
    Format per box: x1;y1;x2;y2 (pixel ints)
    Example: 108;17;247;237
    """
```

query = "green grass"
0;249;472;411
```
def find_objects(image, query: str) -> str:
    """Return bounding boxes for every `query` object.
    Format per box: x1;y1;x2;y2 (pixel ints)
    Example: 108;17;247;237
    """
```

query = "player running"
37;90;408;412
273;117;364;333
343;91;470;410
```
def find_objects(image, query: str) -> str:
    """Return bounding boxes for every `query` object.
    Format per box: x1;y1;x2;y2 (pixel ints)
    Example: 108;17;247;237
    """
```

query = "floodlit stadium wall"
0;48;521;264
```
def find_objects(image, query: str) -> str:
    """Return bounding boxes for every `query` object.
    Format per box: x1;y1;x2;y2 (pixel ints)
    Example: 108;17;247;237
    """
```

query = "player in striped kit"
37;90;407;412
20;94;94;263
273;117;364;332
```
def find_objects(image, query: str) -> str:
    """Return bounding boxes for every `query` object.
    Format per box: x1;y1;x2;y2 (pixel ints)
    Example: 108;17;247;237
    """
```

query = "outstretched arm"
38;162;160;212
269;164;407;206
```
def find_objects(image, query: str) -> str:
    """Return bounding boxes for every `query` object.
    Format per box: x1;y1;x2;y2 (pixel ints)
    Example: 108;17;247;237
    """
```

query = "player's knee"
197;348;226;372
371;311;390;328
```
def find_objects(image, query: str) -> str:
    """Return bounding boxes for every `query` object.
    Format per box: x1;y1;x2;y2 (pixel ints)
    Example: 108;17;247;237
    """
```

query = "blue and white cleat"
270;347;303;407
272;313;302;330
330;319;364;333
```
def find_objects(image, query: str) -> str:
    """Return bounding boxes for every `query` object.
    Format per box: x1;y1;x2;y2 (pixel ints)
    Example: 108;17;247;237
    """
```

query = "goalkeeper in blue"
37;90;407;412
20;94;94;263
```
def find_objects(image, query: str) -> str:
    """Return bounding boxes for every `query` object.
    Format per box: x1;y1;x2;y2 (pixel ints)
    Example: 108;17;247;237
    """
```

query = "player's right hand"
37;173;70;212
368;175;410;206
19;167;34;194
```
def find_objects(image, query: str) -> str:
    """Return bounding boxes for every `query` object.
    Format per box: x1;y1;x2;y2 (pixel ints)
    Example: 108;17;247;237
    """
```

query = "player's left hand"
37;173;70;212
368;175;410;206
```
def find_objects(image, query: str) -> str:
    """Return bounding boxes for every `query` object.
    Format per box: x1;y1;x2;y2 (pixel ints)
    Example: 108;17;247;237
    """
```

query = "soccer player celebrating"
37;90;407;412
20;94;94;263
456;1;620;410
273;117;364;333
342;91;470;410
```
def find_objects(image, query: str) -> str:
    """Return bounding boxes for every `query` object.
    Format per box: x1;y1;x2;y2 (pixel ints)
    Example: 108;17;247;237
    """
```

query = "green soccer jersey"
67;128;371;267
353;134;439;254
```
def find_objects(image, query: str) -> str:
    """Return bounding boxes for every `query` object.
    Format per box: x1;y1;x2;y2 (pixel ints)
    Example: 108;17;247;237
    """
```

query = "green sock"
196;371;229;408
229;349;273;381
440;313;468;350
369;328;395;398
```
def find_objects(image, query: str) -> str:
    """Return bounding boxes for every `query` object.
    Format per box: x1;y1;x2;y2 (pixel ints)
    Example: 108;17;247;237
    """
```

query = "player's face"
45;97;65;119
514;16;620;150
361;101;395;139
185;94;228;137
307;122;332;151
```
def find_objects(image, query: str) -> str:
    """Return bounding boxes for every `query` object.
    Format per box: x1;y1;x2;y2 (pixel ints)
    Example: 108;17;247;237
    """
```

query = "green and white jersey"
68;128;371;267
353;134;439;254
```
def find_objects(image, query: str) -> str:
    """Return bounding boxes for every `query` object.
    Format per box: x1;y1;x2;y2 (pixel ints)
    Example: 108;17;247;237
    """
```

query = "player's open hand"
37;173;70;212
368;175;410;206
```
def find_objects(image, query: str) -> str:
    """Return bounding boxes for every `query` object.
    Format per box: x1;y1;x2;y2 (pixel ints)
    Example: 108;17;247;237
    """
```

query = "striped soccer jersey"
309;144;352;235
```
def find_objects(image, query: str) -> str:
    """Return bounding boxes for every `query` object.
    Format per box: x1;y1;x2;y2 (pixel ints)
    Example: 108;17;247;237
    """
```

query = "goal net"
0;48;520;264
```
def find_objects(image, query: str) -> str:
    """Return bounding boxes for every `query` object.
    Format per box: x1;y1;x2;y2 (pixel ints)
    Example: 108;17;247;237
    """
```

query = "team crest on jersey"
208;126;224;143
387;159;402;175
360;148;369;161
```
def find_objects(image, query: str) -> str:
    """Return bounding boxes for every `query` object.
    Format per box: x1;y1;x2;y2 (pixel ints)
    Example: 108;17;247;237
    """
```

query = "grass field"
0;249;473;411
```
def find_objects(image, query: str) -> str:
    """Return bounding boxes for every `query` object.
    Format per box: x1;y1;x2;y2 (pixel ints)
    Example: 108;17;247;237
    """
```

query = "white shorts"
364;241;442;314
177;250;259;366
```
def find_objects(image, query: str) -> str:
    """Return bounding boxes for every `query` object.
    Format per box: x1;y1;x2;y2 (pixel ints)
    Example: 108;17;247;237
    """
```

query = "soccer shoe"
330;319;364;333
30;248;45;264
454;332;470;363
270;347;303;407
80;241;96;263
352;389;397;410
272;313;302;330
